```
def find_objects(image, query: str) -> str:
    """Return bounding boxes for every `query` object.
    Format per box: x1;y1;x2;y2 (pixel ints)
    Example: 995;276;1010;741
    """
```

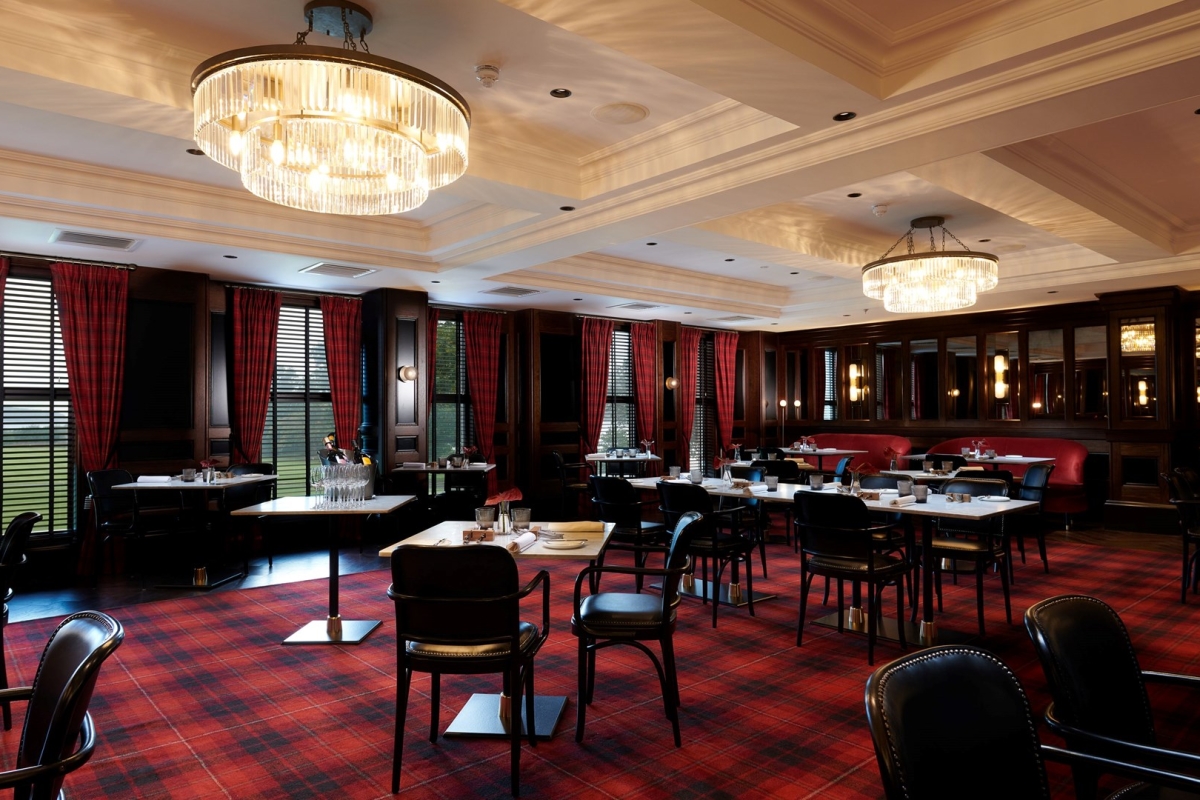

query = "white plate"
238;473;264;477
979;496;1011;502
542;540;587;550
878;488;899;494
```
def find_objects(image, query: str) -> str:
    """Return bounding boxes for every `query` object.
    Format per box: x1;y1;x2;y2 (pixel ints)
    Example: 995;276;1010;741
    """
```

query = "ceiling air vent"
714;315;757;322
481;286;541;297
50;229;140;251
299;263;377;279
608;302;662;311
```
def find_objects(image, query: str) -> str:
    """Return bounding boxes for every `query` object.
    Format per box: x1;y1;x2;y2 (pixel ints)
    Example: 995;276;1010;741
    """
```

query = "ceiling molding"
426;203;543;254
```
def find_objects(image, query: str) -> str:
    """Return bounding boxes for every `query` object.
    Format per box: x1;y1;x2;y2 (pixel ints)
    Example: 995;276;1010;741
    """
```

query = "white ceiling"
1;0;1200;329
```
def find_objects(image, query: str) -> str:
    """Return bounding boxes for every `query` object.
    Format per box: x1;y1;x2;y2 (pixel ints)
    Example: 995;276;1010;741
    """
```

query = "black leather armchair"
553;451;591;520
1164;472;1200;604
87;469;179;585
223;462;276;571
589;475;667;592
0;512;39;730
1014;463;1054;573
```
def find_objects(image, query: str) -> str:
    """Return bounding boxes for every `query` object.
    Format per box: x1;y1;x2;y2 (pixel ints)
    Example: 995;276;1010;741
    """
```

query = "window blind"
690;334;716;474
822;348;839;421
599;326;636;449
431;316;474;461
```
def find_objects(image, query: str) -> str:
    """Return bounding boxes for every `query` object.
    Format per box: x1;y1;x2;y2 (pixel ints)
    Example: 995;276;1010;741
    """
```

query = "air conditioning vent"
299;263;377;279
608;302;662;311
714;315;757;322
50;229;140;251
481;286;540;297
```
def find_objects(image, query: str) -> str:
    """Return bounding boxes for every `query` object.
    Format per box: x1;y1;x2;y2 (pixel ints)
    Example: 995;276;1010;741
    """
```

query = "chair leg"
797;572;813;647
510;664;522;797
575;637;588;742
935;565;943;612
429;673;440;743
660;636;682;747
999;553;1013;626
975;562;986;637
867;577;877;666
823;576;831;605
1036;529;1049;573
837;579;845;633
586;647;597;704
0;619;9;731
895;578;908;651
525;662;537;748
393;666;412;793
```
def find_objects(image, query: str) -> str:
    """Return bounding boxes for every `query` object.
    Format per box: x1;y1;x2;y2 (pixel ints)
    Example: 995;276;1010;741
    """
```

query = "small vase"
890;458;897;471
499;501;511;534
722;466;733;486
851;479;862;496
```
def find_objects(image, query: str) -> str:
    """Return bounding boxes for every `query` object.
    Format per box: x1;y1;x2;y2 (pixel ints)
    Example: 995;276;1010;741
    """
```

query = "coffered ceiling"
1;0;1200;330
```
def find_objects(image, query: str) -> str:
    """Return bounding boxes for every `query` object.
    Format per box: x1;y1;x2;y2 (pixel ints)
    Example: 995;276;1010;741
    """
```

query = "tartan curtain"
676;326;702;467
319;295;362;452
713;330;739;455
580;317;613;457
49;262;128;473
231;287;282;464
425;307;439;414
630;322;657;451
463;310;503;494
0;258;7;307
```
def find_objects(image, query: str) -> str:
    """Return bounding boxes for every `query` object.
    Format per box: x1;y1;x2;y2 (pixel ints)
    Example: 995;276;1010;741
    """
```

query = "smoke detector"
475;64;500;88
872;204;888;217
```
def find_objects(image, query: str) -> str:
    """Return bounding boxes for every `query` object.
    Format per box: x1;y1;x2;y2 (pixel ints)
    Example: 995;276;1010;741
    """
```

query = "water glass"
922;460;934;473
181;468;195;482
511;508;531;532
689;470;703;484
475;507;495;529
809;474;824;490
765;475;779;490
913;485;930;503
897;479;913;496
669;466;681;478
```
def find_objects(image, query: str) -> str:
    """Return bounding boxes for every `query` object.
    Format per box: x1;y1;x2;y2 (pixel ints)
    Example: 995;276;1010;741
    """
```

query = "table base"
155;567;243;591
443;693;566;740
653;579;776;607
812;610;972;646
283;618;381;645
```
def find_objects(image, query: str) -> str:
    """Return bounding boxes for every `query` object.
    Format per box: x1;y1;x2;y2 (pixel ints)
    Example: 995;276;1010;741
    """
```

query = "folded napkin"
668;478;693;484
505;532;538;554
1005;455;1022;458
889;495;917;507
468;463;488;468
750;484;775;493
401;462;426;468
544;521;605;532
137;475;172;483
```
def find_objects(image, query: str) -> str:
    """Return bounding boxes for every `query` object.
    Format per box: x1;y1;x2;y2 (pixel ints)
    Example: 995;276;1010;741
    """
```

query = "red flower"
485;488;523;506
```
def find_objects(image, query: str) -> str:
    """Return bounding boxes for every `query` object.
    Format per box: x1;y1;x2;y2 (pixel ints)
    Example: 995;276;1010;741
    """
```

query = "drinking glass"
511;508;531;532
898;479;913;496
689;470;703;484
765;475;779;490
922;460;934;473
181;468;195;482
669;466;681;478
913;485;929;503
475;507;495;529
809;474;824;490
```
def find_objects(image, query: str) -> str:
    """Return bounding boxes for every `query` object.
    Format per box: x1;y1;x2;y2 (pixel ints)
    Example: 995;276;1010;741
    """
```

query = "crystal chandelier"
862;216;998;313
1120;322;1156;353
191;1;470;216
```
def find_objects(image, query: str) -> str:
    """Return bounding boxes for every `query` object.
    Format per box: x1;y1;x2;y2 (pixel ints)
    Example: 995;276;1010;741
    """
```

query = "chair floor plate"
154;567;243;591
283;619;380;645
651;579;776;607
443;693;566;740
812;611;973;645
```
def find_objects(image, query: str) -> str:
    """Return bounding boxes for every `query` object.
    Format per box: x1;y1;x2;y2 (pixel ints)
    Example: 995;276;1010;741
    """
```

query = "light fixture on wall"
862;216;998;313
191;1;470;216
1120;322;1156;353
993;352;1009;400
1138;379;1150;406
665;376;679;390
848;362;864;402
397;365;418;382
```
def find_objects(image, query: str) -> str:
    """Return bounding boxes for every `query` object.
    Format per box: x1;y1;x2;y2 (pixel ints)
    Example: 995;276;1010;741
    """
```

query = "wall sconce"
1138;379;1149;406
793;399;801;408
993;352;1009;400
665;376;679;390
848;362;863;402
397;365;418;382
779;399;788;408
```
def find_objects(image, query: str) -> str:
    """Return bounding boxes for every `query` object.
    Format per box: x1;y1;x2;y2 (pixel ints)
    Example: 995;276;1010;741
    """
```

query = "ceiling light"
862;215;998;314
223;254;238;259
646;242;657;246
474;64;500;88
847;192;862;198
560;206;575;211
1120;322;1155;353
833;111;856;122
186;148;205;156
191;1;470;216
790;272;799;275
550;88;572;98
724;258;734;262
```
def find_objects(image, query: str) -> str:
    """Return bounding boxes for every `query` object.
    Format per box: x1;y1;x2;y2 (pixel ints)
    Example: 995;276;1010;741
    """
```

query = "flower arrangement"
462;445;478;459
883;446;899;470
970;439;989;456
847;461;879;486
485;488;523;509
200;459;216;469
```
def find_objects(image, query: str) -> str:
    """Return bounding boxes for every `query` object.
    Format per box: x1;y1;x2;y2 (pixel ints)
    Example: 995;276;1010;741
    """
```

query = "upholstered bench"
794;434;912;472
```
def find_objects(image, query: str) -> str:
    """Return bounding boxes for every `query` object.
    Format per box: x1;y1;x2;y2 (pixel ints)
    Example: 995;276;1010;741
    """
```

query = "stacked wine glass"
309;463;375;508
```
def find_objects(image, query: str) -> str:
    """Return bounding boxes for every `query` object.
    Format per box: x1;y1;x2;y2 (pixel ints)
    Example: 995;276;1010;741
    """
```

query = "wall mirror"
946;336;978;420
910;339;939;420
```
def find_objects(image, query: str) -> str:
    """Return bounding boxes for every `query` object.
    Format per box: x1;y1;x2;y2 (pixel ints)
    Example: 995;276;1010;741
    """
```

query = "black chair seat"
1108;784;1197;799
406;621;539;659
576;593;669;631
930;535;1003;555
809;552;908;577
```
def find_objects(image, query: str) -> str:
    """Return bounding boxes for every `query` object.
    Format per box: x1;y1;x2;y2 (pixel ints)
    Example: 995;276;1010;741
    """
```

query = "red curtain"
580;317;613;457
320;295;362;452
676;327;702;469
50;263;128;473
426;307;440;415
463;311;503;494
0;257;7;305
713;331;739;455
231;287;282;464
630;322;657;450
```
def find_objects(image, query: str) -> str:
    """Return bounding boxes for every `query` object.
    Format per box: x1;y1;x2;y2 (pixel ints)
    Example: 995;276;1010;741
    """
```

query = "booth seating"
798;434;912;471
926;437;1088;521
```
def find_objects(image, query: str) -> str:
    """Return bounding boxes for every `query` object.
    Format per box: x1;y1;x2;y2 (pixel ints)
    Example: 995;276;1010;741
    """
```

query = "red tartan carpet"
4;533;1200;799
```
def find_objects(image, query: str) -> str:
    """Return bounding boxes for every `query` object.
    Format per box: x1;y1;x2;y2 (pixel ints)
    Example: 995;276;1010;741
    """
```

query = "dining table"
901;453;1056;472
585;453;662;476
232;494;415;645
780;448;868;471
380;520;615;740
112;474;277;590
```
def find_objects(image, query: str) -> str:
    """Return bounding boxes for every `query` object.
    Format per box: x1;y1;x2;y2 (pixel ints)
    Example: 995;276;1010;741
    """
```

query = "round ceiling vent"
591;103;650;125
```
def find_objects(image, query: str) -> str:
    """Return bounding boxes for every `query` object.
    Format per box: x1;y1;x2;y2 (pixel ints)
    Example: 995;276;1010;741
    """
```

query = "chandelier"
191;1;470;216
1120;322;1156;353
862;216;998;313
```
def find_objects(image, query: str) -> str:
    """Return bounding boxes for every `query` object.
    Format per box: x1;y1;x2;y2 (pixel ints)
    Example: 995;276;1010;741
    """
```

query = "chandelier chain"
878;230;911;261
342;9;357;50
295;13;313;45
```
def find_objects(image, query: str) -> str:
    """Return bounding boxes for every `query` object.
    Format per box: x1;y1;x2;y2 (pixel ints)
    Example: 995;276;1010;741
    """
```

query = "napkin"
401;463;425;468
505;532;538;554
544;521;605;532
137;475;171;483
1006;455;1022;458
667;478;692;484
889;495;917;507
468;463;489;468
750;484;774;493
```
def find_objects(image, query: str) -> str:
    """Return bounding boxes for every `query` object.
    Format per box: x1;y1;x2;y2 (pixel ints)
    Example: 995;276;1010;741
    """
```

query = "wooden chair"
553;451;591;520
0;512;39;730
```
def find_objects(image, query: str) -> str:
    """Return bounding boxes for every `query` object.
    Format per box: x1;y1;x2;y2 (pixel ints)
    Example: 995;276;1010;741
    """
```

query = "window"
821;347;839;421
2;275;76;534
598;326;635;450
689;335;716;475
261;305;334;497
430;314;473;460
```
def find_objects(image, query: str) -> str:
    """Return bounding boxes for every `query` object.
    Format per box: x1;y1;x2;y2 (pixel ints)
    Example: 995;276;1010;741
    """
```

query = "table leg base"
283;619;381;645
154;568;243;591
443;693;566;740
813;611;973;646
652;580;776;607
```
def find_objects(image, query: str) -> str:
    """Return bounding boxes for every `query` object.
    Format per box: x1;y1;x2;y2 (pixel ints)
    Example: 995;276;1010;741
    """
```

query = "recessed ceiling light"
759;265;768;269
832;111;856;122
431;280;441;284
550;88;572;98
1048;290;1058;294
560;206;575;211
1194;108;1200;114
725;258;734;262
646;242;657;246
790;271;799;275
978;238;991;243
574;298;583;301
223;254;237;259
684;311;691;315
186;148;204;156
847;192;862;198
771;323;778;326
843;314;850;317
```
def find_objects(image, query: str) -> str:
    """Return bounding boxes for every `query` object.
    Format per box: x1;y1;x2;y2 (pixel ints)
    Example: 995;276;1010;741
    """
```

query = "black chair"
223;463;277;571
1164;472;1200;603
0;512;39;730
553;451;591;520
865;644;1200;800
657;481;756;628
0;610;124;799
929;454;969;470
926;477;1012;635
86;469;178;584
794;491;911;665
388;544;549;796
1014;463;1054;573
756;447;785;461
725;467;773;575
751;459;801;482
589;475;668;592
572;511;699;747
831;456;853;481
1026;594;1200;799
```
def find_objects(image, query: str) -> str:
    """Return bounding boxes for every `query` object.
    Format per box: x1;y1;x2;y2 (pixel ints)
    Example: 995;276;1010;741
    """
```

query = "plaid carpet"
4;531;1200;799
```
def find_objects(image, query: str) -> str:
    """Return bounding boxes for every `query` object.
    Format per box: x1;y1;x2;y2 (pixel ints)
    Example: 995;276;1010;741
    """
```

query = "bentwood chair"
1014;463;1054;573
1164;472;1200;603
0;610;124;800
553;451;591;520
572;512;698;747
589;476;667;592
388;545;549;797
865;644;1200;800
86;469;178;585
0;512;40;730
223;463;276;571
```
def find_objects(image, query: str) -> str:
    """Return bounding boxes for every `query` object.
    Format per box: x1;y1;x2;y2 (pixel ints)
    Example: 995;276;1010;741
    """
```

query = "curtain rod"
575;314;731;334
430;303;507;314
0;250;137;270
222;281;363;299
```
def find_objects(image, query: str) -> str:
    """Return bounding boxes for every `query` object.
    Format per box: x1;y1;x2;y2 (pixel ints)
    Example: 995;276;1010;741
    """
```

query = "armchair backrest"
18;611;124;798
0;512;41;601
389;545;521;647
1018;464;1054;503
865;645;1051;800
1175;467;1200;498
859;475;899;490
1024;594;1156;748
795;491;876;560
941;478;1008;498
663;512;702;611
224;463;276;510
752;460;800;480
657;482;714;529
86;470;135;523
590;475;644;528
